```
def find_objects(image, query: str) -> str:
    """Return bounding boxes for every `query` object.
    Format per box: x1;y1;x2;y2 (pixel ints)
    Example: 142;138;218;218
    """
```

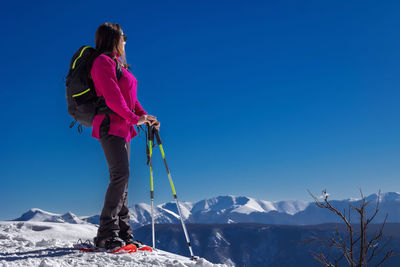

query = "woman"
90;23;160;250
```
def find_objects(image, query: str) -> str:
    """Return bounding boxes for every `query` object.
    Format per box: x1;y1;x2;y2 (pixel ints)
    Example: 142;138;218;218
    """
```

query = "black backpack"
66;45;122;132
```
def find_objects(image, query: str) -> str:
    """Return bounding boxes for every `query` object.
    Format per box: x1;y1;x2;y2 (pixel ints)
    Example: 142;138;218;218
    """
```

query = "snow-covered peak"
191;195;308;216
360;192;400;203
273;200;309;215
158;201;194;220
255;200;278;213
14;209;86;224
379;192;400;202
191;195;252;214
61;212;86;224
129;203;152;214
231;198;268;214
14;208;62;222
128;203;153;224
128;203;183;227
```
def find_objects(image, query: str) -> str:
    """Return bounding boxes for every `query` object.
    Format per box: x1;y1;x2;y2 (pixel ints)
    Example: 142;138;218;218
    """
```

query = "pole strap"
145;126;150;165
145;125;157;165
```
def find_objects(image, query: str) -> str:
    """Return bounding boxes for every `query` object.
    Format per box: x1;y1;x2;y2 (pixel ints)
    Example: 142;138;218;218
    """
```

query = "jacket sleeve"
134;100;147;117
91;55;140;125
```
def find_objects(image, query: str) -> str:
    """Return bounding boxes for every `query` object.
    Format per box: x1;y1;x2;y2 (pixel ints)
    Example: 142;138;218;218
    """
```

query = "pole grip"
154;129;162;145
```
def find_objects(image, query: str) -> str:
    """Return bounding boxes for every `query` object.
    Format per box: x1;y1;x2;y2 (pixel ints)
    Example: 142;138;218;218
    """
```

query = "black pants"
97;117;133;240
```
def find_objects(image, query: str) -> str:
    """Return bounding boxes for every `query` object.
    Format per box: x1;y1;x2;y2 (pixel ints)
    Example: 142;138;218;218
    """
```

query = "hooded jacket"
90;54;147;142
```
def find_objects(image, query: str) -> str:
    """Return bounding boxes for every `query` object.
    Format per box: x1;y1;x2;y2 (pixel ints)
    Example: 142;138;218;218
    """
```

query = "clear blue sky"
1;0;399;220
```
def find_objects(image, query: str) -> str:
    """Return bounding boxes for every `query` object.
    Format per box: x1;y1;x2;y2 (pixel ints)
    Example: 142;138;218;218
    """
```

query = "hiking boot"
132;240;145;248
93;236;103;248
119;234;147;249
94;236;125;250
104;236;125;250
120;233;134;245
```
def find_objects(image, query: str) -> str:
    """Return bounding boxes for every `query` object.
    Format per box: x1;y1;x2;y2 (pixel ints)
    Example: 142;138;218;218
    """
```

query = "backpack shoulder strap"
102;54;123;81
114;59;123;81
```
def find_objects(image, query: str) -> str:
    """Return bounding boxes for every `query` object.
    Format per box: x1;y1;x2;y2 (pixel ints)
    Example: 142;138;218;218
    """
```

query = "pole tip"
190;256;199;261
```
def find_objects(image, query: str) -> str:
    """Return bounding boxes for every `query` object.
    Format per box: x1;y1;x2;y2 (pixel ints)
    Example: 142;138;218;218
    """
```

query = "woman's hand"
151;120;160;131
147;115;160;131
137;115;154;126
137;115;160;131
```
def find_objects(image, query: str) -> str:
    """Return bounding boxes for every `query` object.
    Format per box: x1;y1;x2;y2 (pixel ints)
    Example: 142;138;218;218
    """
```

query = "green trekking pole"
153;128;198;260
147;125;156;249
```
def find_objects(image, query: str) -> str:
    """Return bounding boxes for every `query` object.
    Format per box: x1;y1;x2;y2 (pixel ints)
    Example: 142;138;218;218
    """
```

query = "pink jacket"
90;54;147;142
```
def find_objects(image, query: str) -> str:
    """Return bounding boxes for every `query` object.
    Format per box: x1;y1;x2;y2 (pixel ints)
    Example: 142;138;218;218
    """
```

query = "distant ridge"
13;192;400;228
14;208;86;224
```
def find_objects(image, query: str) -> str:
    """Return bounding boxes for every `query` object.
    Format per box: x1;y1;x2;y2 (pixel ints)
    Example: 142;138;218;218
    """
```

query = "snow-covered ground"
0;221;227;267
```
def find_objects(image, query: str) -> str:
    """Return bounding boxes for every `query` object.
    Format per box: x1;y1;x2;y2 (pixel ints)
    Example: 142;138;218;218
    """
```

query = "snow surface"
0;221;227;267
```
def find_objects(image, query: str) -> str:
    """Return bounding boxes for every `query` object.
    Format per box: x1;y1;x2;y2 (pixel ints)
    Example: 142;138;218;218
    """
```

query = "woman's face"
118;30;126;55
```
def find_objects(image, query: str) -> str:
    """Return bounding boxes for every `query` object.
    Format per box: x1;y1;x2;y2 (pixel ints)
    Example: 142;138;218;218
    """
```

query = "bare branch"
305;189;394;267
308;190;352;230
375;249;394;267
366;190;381;228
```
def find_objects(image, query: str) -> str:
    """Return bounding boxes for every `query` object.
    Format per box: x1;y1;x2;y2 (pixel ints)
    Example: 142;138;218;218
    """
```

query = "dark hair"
95;23;129;69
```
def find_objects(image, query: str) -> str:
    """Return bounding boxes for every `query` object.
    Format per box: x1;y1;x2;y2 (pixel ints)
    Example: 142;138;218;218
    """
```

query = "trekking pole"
146;125;156;249
153;128;198;260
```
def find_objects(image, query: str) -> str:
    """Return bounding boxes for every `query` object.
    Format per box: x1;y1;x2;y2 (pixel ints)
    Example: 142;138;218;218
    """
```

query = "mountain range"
13;192;400;228
10;192;400;266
